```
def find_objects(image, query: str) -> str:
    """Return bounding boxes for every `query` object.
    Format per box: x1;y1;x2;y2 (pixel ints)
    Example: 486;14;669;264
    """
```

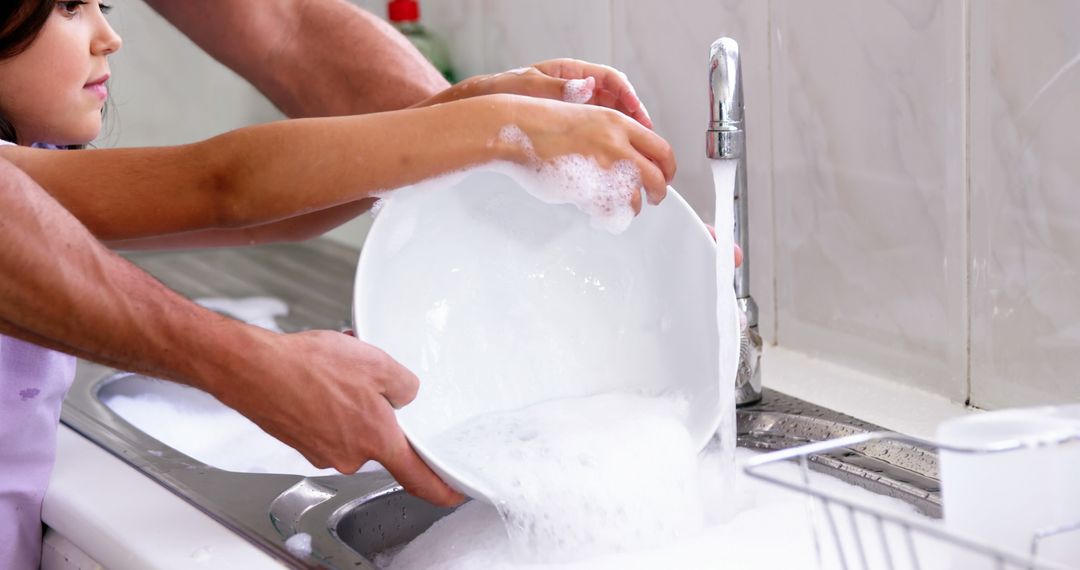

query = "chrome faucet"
707;37;762;406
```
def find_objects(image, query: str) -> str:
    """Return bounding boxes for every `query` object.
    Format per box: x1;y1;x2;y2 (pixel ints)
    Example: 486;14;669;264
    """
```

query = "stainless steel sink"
60;241;942;568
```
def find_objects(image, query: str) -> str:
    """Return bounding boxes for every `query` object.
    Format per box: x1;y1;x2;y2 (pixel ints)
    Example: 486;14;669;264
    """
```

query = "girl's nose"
91;17;122;56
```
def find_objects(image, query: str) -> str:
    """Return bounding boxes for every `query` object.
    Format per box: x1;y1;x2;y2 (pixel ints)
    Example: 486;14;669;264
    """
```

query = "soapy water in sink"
430;392;703;562
377;445;946;570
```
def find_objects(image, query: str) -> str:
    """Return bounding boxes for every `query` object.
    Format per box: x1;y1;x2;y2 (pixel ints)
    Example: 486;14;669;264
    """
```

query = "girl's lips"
84;73;109;100
84;82;108;100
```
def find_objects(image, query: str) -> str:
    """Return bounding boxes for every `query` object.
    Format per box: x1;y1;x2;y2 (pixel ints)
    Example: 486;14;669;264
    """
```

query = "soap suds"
432;393;701;563
380;447;942;570
285;533;312;558
562;77;595;104
494;125;640;234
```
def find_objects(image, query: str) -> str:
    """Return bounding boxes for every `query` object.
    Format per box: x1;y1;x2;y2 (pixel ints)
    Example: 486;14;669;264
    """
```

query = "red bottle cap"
388;0;419;22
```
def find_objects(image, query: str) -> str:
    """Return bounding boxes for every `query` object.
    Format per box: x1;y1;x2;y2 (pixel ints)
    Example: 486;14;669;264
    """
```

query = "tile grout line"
767;0;779;346
962;0;973;406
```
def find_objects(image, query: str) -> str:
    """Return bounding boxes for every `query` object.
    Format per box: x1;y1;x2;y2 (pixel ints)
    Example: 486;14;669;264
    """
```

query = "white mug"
937;406;1080;568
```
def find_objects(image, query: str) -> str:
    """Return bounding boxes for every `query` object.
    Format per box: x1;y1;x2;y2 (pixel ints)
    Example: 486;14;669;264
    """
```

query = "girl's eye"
100;3;112;15
57;1;87;16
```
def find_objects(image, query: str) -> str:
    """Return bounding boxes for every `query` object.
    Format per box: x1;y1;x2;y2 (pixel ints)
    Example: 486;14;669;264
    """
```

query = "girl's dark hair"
0;1;53;143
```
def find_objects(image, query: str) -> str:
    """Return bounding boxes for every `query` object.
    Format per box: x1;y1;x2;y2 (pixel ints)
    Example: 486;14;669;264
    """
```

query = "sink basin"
60;242;942;568
66;366;941;568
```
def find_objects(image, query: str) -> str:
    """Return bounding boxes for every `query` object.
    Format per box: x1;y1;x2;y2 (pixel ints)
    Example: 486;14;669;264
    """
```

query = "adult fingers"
379;427;466;507
626;119;676;184
632;155;668;207
534;59;651;127
592;70;651;128
594;85;651;128
583;85;651;128
703;225;743;267
514;70;569;101
371;349;420;409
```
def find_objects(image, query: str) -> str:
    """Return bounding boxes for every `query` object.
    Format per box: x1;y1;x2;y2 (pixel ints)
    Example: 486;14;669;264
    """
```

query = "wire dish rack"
743;431;1080;570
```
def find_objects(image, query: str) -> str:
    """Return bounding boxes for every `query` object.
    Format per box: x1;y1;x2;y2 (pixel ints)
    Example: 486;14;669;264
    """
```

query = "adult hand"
221;328;464;507
706;224;744;268
495;94;675;213
414;59;652;129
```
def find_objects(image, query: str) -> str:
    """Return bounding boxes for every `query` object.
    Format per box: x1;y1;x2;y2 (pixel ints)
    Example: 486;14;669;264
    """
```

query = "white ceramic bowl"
353;167;726;500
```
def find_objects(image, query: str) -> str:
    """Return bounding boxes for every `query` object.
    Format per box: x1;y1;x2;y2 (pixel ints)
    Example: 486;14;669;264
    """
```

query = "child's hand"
413;59;652;129
490;94;674;212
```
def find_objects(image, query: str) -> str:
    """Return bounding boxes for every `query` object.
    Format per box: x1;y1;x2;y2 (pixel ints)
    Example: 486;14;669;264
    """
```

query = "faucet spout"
707;37;762;407
707;38;744;160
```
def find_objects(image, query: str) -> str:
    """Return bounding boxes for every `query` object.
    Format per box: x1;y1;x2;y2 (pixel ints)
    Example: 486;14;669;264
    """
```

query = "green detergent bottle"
388;0;456;84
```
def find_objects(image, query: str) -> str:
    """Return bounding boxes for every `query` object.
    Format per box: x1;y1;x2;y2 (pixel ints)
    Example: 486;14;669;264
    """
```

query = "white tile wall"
481;0;612;72
769;0;966;400
969;1;1080;408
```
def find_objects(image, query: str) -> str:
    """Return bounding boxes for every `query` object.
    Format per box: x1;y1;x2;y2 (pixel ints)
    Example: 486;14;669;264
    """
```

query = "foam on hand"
562;77;595;104
494;125;640;234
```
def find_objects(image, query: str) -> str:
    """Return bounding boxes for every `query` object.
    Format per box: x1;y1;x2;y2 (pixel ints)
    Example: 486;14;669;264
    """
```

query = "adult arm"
414;60;654;129
145;0;449;117
0;157;462;505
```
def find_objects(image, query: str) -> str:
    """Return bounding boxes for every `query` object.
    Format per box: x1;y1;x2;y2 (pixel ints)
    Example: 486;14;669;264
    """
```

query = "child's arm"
104;200;376;250
145;0;449;117
0;95;675;243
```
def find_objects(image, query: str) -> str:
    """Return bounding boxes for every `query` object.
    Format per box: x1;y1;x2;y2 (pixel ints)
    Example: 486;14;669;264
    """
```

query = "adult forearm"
147;0;449;117
0;159;266;396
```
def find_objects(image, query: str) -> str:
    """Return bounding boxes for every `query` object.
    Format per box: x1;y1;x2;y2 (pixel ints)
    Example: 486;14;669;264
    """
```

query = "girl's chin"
50;124;100;146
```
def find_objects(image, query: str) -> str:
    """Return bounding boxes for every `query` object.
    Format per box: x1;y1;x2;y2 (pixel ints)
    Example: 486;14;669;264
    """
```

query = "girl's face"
0;1;121;146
